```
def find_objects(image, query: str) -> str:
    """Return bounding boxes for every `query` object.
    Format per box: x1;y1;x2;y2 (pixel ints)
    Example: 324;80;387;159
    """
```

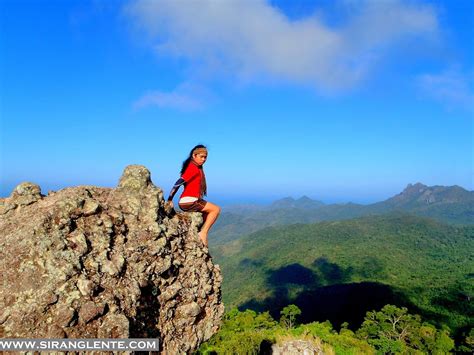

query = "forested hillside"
212;214;474;337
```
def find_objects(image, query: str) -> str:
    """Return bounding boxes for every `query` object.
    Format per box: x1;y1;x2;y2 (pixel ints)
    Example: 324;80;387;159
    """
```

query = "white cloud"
124;0;438;92
417;69;474;111
133;83;205;111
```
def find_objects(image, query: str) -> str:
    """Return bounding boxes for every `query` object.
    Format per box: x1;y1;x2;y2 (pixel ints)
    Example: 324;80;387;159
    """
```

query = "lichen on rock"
0;165;224;353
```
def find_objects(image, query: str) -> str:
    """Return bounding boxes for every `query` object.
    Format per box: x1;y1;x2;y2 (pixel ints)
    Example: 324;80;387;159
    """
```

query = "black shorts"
179;199;207;212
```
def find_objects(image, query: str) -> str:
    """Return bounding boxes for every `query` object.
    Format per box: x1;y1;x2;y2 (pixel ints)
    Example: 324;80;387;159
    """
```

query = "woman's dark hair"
180;144;207;175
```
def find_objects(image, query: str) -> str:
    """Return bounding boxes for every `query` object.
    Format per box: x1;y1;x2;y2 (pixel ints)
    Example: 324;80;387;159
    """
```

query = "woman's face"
193;153;207;166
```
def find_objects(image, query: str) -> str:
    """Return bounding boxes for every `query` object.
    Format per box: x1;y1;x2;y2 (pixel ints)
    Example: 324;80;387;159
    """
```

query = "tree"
356;304;454;354
198;308;277;354
458;328;474;353
280;304;302;329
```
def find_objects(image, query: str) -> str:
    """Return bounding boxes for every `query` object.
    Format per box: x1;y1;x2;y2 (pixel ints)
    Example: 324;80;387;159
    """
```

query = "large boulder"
271;339;325;354
0;165;224;353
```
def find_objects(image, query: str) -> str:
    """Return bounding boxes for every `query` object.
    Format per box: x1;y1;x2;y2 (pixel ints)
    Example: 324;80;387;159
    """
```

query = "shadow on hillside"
239;261;413;330
269;263;319;286
431;287;473;317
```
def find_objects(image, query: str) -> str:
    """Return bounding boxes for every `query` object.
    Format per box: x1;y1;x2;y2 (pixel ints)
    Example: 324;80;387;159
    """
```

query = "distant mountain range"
213;183;474;244
269;196;325;210
369;182;473;211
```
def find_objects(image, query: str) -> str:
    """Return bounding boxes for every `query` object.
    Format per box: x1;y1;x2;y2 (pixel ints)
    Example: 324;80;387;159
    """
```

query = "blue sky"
1;0;473;205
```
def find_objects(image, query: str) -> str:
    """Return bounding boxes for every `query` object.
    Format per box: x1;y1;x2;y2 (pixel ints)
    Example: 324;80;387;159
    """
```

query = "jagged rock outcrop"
0;165;224;353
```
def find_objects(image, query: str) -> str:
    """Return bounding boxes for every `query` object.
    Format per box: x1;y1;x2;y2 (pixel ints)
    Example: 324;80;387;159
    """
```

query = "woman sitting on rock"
166;145;220;247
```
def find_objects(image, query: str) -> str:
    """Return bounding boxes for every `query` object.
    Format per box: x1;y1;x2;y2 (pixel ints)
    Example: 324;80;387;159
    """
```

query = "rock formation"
271;339;324;354
0;165;224;353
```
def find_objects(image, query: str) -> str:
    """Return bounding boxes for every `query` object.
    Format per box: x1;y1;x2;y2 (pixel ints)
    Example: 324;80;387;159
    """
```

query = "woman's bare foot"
198;231;208;247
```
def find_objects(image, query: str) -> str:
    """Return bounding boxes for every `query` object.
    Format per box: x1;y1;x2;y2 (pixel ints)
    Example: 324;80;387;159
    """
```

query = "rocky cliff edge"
0;165;224;353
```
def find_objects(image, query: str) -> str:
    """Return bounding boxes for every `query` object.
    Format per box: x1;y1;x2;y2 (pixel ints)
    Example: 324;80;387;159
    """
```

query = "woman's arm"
168;163;199;202
167;178;185;202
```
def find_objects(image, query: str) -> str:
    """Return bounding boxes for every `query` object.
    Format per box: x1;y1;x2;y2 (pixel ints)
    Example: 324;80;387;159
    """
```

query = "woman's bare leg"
198;202;220;246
